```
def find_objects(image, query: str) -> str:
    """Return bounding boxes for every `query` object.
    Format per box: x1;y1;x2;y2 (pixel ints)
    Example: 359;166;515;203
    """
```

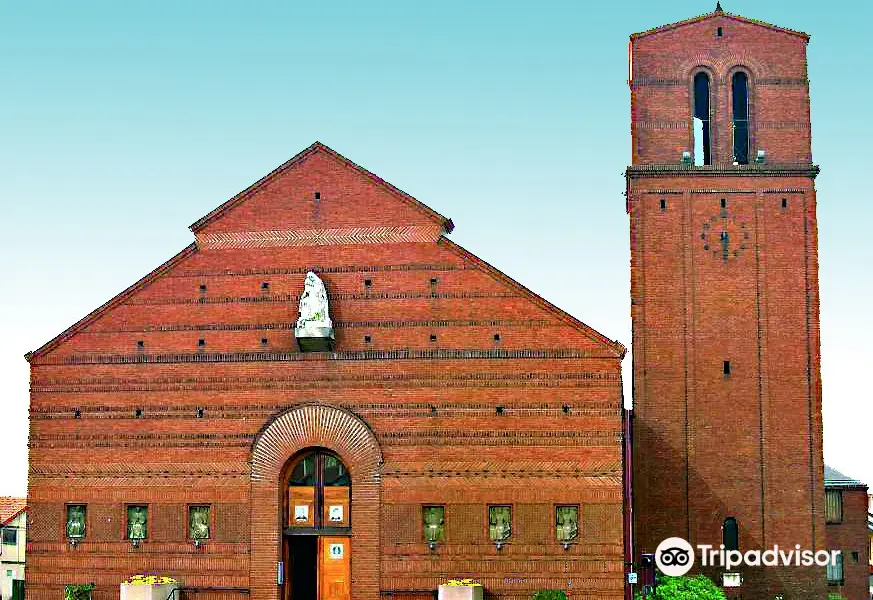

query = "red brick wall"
825;487;870;600
628;11;827;600
26;148;626;600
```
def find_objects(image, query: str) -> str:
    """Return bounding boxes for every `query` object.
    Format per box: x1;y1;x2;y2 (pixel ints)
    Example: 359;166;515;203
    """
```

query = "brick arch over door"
250;403;383;600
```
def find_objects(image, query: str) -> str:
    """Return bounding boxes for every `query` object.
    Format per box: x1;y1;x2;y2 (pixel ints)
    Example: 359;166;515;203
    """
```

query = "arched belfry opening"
250;404;382;600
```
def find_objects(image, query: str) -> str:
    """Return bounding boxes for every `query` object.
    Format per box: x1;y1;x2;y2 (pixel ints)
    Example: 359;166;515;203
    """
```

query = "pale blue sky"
1;1;870;497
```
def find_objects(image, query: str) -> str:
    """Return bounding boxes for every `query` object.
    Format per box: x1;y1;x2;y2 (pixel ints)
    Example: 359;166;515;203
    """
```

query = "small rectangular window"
660;199;667;211
781;198;788;209
261;338;268;346
127;505;148;540
717;27;723;37
723;361;731;376
198;339;206;347
720;198;727;209
199;284;207;292
423;506;445;542
261;282;270;290
488;506;512;541
826;551;844;585
825;490;843;523
556;505;579;541
314;192;321;200
137;340;144;348
364;335;372;343
1;528;17;545
189;505;211;540
66;505;86;539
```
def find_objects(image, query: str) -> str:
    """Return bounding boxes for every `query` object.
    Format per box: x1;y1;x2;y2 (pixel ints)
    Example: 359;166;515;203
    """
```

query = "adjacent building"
0;498;26;600
823;467;869;599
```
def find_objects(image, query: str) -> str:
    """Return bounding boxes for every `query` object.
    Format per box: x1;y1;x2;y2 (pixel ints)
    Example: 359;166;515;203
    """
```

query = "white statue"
297;271;332;329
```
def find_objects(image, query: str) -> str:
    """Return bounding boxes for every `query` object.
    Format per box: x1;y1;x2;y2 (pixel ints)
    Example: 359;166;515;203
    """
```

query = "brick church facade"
25;143;627;600
627;4;829;599
25;5;844;600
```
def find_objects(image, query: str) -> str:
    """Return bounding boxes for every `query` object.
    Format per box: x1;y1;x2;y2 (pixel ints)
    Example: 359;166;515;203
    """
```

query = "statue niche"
294;271;335;352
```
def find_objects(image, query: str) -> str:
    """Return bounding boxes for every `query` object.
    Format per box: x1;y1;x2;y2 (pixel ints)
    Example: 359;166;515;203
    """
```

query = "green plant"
827;594;845;600
634;575;726;600
531;591;568;600
64;583;95;600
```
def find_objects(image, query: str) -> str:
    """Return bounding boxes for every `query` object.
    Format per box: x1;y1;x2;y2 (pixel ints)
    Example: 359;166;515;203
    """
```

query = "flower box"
438;581;483;600
120;576;179;600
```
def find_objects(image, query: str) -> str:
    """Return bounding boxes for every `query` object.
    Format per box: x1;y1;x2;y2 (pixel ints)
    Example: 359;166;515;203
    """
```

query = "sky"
1;1;870;498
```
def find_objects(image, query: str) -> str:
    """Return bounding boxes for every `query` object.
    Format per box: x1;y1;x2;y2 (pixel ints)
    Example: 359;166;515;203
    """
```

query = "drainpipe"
623;405;635;600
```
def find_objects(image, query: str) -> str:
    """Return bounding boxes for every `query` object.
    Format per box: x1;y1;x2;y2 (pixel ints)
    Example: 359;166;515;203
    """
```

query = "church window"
717;27;723;37
66;504;86;540
732;72;750;164
364;335;372;343
199;284;207;292
423;506;445;543
782;198;788;209
136;340;144;349
488;506;512;541
693;72;712;165
314;192;321;200
287;451;350;530
723;517;739;551
493;333;501;342
188;505;210;540
198;338;206;347
261;282;270;290
825;490;843;523
723;361;731;376
556;505;579;541
126;505;148;540
364;279;372;288
429;334;437;342
660;199;667;211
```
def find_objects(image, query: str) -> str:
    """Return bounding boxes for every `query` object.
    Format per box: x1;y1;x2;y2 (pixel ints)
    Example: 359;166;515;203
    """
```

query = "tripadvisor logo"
655;537;841;576
655;537;695;576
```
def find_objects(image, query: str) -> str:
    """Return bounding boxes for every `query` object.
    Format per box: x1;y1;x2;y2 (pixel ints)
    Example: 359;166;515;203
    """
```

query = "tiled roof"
824;466;867;489
0;497;26;526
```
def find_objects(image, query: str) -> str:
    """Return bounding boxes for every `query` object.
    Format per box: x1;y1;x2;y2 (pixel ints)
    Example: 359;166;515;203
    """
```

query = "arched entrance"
282;449;352;600
250;403;382;600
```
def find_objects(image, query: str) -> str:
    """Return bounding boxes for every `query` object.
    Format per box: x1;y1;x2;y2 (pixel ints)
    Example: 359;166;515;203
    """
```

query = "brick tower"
627;5;826;598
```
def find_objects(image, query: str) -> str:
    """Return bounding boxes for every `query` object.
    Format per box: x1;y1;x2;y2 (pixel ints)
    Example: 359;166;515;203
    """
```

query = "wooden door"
317;536;350;600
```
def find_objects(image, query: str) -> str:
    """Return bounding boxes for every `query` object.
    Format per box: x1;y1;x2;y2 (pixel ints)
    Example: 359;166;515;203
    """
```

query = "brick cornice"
626;163;819;179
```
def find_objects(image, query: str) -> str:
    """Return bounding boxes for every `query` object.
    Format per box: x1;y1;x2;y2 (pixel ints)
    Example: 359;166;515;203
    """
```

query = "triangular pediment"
189;142;453;249
631;8;809;41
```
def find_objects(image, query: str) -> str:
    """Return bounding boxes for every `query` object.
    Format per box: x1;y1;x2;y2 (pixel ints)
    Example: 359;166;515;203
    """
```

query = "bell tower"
627;5;826;598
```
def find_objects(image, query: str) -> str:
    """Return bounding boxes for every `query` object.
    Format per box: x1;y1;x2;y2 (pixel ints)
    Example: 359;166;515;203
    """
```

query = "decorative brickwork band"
250;403;382;600
197;225;443;249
